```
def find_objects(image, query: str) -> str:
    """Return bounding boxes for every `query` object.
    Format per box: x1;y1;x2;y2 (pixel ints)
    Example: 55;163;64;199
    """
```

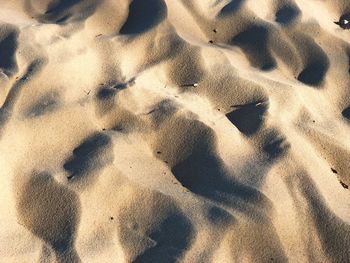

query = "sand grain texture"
0;0;350;262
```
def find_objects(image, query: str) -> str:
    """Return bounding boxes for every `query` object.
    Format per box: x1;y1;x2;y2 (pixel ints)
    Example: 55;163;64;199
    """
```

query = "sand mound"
0;0;350;262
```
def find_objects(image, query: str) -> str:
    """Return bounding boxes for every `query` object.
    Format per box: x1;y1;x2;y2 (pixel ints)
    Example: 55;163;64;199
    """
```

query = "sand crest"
0;0;350;262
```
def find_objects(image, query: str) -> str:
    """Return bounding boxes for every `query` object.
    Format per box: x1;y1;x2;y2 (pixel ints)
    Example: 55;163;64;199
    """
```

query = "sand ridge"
0;0;350;262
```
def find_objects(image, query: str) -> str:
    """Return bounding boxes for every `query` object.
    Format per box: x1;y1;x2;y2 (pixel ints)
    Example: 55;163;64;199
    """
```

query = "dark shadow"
63;133;113;184
96;78;135;100
342;106;350;120
24;92;60;118
236;127;290;190
151;117;288;261
226;101;268;136
156;119;272;221
149;99;178;126
97;87;117;100
0;25;19;76
25;0;99;24
168;49;205;88
55;15;72;24
346;47;350;75
295;36;329;87
218;0;245;17
297;61;328;86
133;213;194;263
262;129;290;161
118;190;195;262
275;5;300;25
44;0;80;14
39;245;55;262
171;151;267;216
113;77;135;90
16;172;81;262
95;86;118;117
231;26;276;70
1;59;46;114
152;118;274;218
297;173;350;263
206;206;235;226
0;59;47;138
120;0;167;34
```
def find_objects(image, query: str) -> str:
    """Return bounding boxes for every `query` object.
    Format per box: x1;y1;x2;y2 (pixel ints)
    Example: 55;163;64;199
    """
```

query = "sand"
0;0;350;262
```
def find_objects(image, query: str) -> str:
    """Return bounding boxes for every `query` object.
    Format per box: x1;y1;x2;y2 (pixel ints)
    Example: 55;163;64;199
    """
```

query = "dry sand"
0;0;350;262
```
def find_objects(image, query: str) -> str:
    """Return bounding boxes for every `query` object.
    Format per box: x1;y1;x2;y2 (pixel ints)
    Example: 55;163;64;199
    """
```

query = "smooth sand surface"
0;0;350;262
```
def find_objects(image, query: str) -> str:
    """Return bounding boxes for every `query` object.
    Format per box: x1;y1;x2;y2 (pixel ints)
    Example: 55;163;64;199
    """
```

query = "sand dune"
0;0;350;262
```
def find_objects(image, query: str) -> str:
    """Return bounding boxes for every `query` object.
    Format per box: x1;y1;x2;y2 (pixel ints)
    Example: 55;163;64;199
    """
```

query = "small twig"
180;83;198;88
340;180;349;189
146;109;156;115
230;100;266;109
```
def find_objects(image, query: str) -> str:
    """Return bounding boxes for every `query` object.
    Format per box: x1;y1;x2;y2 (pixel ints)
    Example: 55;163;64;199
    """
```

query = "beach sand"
0;0;350;262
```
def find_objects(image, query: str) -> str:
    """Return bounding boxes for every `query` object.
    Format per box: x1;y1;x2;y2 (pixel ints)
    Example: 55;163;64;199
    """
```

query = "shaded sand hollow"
0;0;350;262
